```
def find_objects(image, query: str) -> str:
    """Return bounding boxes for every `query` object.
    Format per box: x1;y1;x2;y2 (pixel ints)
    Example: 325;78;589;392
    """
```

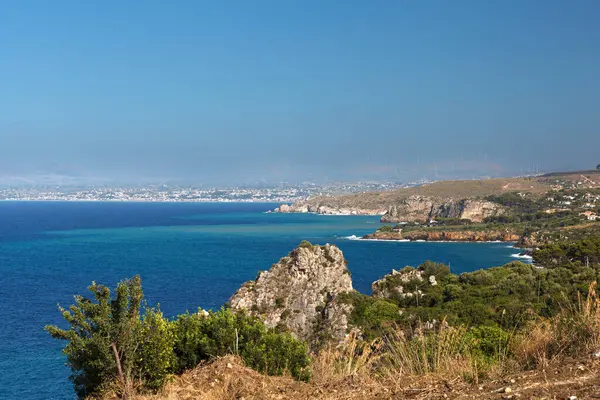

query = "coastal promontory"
229;241;353;346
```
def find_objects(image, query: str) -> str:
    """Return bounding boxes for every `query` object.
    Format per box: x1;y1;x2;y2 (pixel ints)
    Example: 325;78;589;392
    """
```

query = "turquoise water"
0;202;520;399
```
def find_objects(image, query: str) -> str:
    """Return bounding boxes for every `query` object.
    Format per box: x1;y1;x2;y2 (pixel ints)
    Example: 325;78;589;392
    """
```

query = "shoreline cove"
340;235;534;264
341;235;516;244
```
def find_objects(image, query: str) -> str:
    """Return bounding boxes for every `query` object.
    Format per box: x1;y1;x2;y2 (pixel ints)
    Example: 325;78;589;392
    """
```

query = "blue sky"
1;0;599;184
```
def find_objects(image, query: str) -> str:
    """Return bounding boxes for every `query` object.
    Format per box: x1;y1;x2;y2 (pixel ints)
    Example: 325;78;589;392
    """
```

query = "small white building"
581;211;598;221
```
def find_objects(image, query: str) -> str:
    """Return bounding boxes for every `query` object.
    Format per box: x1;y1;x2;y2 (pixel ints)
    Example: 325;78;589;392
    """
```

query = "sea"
0;201;524;399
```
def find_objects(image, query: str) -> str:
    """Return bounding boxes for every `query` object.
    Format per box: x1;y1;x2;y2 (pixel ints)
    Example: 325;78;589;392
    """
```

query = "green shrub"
466;325;510;361
378;225;394;232
45;276;170;398
299;240;313;248
47;278;311;398
364;300;401;327
172;308;310;381
421;261;451;280
340;292;403;339
243;330;311;381
137;307;177;391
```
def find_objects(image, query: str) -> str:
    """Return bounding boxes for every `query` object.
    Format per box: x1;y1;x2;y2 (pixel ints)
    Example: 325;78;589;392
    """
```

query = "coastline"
342;235;515;244
340;235;534;262
0;199;284;203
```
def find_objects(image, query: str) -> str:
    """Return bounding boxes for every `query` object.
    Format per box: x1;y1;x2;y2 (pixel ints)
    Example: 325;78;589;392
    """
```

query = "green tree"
45;276;174;399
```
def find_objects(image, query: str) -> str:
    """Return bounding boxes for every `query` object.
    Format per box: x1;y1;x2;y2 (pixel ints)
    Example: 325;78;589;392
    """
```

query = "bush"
466;325;510;361
363;300;401;328
172;308;310;381
45;276;159;398
435;217;472;226
137;307;177;391
47;278;311;398
422;261;451;280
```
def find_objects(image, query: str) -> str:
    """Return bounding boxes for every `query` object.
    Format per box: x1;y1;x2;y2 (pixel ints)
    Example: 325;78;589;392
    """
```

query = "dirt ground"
132;355;600;400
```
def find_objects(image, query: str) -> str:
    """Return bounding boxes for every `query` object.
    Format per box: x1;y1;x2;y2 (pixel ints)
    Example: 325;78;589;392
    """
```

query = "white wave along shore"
511;253;533;262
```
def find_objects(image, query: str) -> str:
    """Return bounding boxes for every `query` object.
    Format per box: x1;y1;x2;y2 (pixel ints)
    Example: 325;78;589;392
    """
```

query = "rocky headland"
275;196;506;223
272;176;552;217
363;229;520;242
380;196;505;223
229;241;353;346
274;203;385;216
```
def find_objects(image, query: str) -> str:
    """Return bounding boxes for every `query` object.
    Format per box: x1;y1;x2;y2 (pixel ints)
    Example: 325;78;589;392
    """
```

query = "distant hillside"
297;177;549;211
294;171;600;211
540;169;600;178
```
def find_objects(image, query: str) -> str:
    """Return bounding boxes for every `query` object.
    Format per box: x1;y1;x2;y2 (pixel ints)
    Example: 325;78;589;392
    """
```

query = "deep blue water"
0;202;522;399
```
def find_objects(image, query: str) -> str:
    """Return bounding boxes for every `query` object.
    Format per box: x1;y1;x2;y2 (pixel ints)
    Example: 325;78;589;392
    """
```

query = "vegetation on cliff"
365;188;600;247
342;237;600;341
47;237;600;399
46;278;309;399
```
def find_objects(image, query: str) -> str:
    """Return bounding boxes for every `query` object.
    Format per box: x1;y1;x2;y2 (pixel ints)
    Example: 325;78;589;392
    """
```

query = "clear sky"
1;0;599;185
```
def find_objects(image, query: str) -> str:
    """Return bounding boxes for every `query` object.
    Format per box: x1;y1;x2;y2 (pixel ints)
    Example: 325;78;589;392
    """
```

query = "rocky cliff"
371;267;427;299
380;196;505;223
274;203;385;216
229;242;353;346
272;177;552;218
363;229;520;242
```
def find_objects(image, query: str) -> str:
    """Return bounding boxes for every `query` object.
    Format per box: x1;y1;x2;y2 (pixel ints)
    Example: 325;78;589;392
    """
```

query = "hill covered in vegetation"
47;235;600;399
364;186;600;247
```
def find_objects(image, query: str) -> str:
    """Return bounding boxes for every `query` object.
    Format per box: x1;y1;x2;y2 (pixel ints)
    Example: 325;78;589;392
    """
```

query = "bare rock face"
460;199;505;222
273;203;385;215
381;196;434;223
371;262;447;301
275;203;309;213
229;242;353;346
381;196;505;223
371;268;424;298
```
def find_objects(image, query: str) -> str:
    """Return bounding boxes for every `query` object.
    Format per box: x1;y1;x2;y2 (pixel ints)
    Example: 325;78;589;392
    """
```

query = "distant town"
0;181;422;203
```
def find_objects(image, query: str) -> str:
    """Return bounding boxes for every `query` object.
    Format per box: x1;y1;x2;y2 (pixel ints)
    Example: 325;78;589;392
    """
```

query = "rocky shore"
362;229;520;242
273;195;506;222
273;203;385;216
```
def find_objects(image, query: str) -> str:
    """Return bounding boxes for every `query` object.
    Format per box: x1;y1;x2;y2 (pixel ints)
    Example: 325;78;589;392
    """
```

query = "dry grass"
101;285;600;399
122;355;307;400
304;177;552;209
314;322;493;392
382;325;476;377
513;282;600;369
311;330;382;385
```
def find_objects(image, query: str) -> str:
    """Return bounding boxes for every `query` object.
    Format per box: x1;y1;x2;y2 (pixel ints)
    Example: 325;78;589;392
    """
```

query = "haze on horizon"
1;1;599;186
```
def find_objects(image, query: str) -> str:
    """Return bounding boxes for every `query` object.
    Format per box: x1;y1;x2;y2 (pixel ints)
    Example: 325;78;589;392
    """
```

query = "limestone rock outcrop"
371;268;424;298
273;203;385;216
460;199;505;222
380;196;505;223
229;242;353;346
371;263;445;300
